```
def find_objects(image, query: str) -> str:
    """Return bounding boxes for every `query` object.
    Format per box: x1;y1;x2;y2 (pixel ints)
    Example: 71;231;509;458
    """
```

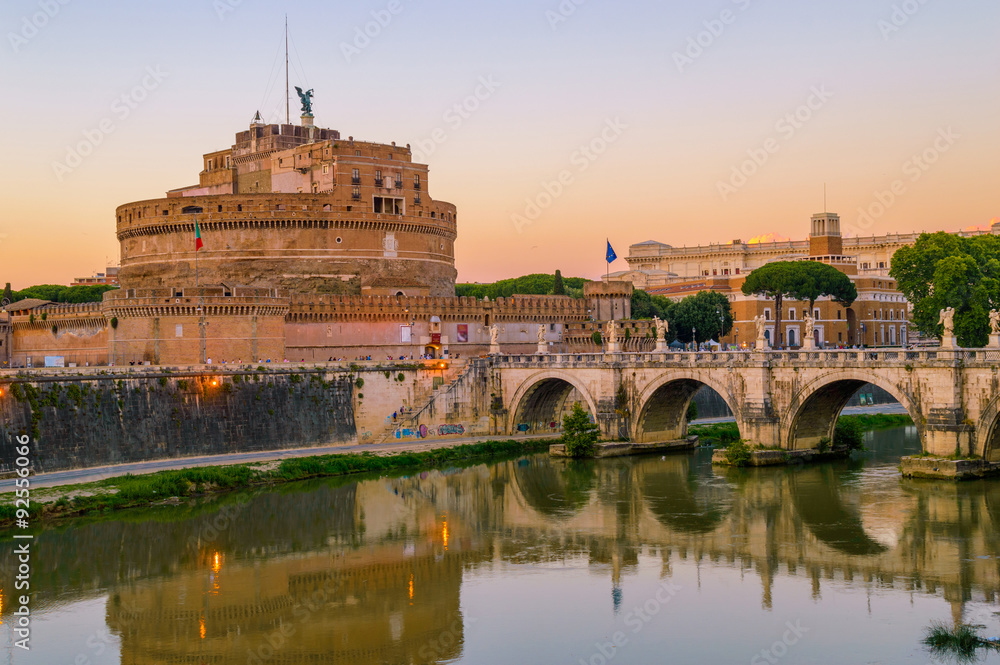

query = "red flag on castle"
195;219;203;251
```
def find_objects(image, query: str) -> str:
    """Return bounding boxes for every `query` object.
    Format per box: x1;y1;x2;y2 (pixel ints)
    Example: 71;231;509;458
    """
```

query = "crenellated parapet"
286;293;589;323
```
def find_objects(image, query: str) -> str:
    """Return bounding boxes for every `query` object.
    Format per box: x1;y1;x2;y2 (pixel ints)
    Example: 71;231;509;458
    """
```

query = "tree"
455;273;589;299
552;269;565;295
741;261;856;348
630;289;674;323
671;291;733;344
891;232;1000;347
561;402;600;458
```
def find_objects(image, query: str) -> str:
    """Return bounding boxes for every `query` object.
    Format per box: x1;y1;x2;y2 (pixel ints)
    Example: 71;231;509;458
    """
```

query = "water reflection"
4;427;1000;664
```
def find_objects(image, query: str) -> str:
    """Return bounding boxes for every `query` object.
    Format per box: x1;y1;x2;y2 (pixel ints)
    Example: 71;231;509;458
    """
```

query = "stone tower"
809;212;843;257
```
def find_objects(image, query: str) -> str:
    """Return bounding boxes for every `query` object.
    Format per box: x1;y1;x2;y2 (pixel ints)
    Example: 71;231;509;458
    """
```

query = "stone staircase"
376;360;475;444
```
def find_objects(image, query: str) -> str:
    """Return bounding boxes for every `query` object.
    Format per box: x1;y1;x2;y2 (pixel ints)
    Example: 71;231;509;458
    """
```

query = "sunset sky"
1;0;997;289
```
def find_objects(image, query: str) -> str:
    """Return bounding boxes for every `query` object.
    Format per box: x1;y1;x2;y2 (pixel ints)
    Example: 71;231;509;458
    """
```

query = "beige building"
619;212;916;349
618;219;1000;289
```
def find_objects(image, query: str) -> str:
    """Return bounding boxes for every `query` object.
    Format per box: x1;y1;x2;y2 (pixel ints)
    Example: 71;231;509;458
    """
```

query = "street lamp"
692;327;696;351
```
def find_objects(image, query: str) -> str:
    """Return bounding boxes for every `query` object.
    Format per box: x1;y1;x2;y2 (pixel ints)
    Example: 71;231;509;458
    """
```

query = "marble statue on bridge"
990;310;1000;348
489;324;500;355
653;317;668;352
536;324;548;355
939;307;957;349
605;319;619;353
803;314;816;350
754;315;767;349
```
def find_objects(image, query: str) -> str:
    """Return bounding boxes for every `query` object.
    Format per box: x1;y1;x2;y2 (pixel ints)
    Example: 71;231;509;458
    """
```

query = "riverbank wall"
0;362;478;474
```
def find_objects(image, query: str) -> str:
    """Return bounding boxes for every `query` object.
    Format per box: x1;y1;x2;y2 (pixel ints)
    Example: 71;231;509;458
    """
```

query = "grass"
0;439;550;530
923;622;1000;663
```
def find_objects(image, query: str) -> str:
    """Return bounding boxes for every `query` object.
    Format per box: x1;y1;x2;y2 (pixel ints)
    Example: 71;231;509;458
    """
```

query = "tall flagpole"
195;218;199;287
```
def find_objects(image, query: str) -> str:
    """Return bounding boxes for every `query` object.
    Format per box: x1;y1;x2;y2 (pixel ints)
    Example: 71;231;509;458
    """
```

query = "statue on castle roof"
294;86;314;115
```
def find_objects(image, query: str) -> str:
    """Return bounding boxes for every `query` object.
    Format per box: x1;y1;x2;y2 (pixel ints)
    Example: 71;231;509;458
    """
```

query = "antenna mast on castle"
284;15;289;125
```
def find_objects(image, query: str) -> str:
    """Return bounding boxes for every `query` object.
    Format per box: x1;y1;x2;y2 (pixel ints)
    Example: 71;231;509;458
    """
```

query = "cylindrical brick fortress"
116;194;458;296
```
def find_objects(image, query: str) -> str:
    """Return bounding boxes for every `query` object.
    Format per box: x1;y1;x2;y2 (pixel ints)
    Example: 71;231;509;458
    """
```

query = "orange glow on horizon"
746;233;792;245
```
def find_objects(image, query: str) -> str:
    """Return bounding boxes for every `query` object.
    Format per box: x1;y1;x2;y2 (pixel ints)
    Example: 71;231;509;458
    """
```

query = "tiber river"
5;426;1000;665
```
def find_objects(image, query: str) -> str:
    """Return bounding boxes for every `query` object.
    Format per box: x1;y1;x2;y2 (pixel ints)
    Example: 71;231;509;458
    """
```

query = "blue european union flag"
606;240;617;264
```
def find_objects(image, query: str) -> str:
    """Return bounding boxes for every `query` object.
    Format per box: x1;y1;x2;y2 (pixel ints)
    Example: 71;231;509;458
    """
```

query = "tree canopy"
630;289;674;321
455;273;588;299
890;232;1000;347
741;260;856;348
552;270;565;295
671;290;734;344
10;284;118;304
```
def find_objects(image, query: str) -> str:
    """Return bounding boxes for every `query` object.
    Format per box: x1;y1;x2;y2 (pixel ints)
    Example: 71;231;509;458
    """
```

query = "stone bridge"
479;348;1000;459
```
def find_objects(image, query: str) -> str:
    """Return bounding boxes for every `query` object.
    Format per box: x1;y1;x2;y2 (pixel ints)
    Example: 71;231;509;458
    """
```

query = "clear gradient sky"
1;0;997;288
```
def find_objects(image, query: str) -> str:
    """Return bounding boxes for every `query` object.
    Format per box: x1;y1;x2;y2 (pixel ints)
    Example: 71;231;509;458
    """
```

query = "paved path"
0;434;556;491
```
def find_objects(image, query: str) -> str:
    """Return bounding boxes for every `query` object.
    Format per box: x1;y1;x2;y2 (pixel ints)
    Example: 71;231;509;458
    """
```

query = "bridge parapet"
493;348;1000;369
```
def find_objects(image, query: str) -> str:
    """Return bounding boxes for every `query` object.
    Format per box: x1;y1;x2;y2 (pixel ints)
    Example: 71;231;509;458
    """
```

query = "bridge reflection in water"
5;427;1000;664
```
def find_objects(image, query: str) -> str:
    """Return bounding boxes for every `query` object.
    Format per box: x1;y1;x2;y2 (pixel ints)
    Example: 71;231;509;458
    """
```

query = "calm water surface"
5;426;1000;664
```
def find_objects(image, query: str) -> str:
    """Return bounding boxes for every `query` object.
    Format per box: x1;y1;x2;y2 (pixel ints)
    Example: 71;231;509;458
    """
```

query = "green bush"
561;402;600;458
724;439;752;467
686;400;698;421
835;418;865;451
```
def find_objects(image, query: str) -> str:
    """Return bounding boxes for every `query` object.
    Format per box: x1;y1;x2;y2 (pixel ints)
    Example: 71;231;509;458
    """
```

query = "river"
4;426;1000;664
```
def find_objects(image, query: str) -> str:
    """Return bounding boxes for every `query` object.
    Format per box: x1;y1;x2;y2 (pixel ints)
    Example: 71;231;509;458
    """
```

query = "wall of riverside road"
0;364;463;474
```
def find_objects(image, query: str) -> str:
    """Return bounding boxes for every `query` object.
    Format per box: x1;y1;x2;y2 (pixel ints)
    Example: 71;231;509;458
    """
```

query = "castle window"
788;309;796;320
323;204;331;212
352;187;360;199
352;169;360;184
225;156;231;168
336;237;343;244
217;205;222;212
181;206;203;214
355;150;361;156
237;204;242;212
312;184;318;193
414;174;421;190
323;164;329;174
837;310;841;320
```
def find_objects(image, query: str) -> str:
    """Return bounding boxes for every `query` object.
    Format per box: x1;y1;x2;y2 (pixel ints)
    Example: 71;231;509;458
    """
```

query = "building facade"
622;212;915;349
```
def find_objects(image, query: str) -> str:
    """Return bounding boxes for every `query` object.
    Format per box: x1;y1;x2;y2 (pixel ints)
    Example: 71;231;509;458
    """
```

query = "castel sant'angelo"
5;100;616;367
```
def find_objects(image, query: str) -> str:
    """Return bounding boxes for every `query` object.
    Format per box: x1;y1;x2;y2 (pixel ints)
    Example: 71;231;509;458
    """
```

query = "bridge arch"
507;370;598;436
781;370;923;451
633;372;741;444
975;396;1000;462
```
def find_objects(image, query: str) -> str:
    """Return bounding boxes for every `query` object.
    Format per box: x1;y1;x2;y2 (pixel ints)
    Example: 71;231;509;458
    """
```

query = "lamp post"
692;327;696;351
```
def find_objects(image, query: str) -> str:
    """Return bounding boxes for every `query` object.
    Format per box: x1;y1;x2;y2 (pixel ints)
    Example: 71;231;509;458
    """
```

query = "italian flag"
195;219;203;251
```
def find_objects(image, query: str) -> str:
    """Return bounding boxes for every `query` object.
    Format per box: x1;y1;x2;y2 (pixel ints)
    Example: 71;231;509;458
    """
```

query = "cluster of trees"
631;289;734;344
890;232;1000;347
3;283;118;304
456;271;588;299
741;260;857;349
